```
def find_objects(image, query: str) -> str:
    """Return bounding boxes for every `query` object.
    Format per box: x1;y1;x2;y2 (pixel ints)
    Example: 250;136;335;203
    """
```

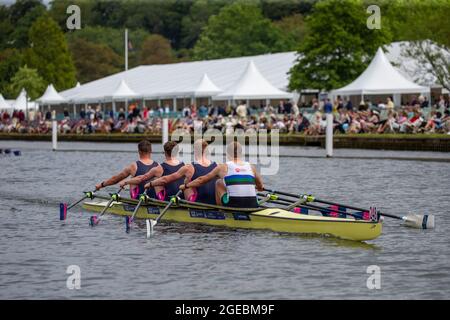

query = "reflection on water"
0;142;449;299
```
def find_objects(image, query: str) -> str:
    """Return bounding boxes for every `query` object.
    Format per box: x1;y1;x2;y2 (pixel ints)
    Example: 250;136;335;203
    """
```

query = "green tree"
193;2;290;60
273;13;308;50
69;38;122;84
180;0;230;49
66;26;150;69
140;34;174;65
9;65;46;100
9;5;46;49
0;6;14;50
8;0;44;23
289;0;392;92
260;0;316;20
49;0;95;30
26;14;76;91
0;0;46;49
0;49;24;98
403;41;450;92
382;0;450;47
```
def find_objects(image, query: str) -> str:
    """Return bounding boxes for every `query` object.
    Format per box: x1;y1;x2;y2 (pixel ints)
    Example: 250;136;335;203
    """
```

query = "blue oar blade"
59;203;68;220
89;215;98;227
125;216;132;233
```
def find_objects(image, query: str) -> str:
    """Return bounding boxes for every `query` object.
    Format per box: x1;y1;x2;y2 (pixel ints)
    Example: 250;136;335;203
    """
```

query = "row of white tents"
1;41;447;114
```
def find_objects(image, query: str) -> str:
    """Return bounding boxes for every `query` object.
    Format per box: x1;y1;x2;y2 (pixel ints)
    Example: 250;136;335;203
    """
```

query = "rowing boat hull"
82;200;382;241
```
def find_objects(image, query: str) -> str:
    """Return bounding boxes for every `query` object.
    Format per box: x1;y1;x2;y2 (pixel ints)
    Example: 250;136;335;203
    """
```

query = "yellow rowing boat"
82;196;382;241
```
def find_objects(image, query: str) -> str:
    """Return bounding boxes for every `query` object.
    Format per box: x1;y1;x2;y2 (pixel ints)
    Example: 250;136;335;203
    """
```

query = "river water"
0;140;449;299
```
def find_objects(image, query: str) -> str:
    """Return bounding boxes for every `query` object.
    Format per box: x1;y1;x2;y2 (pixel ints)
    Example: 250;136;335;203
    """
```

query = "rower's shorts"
221;194;259;208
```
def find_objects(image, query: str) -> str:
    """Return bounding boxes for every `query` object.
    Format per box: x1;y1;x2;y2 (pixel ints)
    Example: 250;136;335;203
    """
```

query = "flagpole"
125;28;128;71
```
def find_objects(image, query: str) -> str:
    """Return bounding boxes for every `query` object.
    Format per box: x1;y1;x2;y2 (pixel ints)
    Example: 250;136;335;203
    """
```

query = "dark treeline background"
0;0;449;99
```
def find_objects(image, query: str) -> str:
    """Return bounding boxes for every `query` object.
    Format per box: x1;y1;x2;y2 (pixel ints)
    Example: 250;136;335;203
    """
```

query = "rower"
96;140;160;199
180;141;264;208
148;139;217;204
122;141;184;201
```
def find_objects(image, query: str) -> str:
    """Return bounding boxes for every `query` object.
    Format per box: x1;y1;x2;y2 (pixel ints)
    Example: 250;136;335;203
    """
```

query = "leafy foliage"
26;14;77;91
193;2;291;60
0;49;24;98
273;13;309;50
9;65;46;100
289;0;392;91
69;38;122;84
402;41;450;92
140;34;174;65
381;0;450;48
66;26;150;69
0;0;449;93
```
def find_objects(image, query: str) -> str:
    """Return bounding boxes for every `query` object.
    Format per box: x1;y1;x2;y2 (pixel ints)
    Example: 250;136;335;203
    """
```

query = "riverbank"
1;132;449;152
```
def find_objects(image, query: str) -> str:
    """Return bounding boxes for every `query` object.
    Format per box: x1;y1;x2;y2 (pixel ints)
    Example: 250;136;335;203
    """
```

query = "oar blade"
89;215;99;227
146;219;156;238
59;203;68;220
125;216;133;233
403;214;435;229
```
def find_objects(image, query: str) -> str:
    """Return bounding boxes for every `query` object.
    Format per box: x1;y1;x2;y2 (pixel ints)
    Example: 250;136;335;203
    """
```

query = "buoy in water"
4;149;11;154
13;150;21;156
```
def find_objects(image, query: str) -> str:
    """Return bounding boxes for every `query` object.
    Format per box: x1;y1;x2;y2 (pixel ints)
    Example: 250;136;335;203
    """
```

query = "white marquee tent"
331;47;430;99
213;60;293;101
182;73;222;98
57;43;444;111
111;79;138;100
12;89;39;111
37;84;67;105
0;94;11;111
59;52;297;104
110;79;139;113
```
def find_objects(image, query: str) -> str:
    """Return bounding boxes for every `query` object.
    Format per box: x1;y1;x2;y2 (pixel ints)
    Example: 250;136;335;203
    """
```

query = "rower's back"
191;162;217;204
130;140;158;199
131;160;158;199
223;161;258;208
159;140;185;201
160;162;185;200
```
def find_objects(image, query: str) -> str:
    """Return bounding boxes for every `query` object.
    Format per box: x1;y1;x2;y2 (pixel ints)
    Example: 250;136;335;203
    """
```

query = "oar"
89;187;123;226
147;190;182;237
258;193;375;221
264;188;435;229
60;191;95;220
125;192;149;233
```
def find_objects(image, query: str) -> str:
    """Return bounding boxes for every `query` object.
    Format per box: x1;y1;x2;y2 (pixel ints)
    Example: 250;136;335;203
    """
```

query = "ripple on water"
0;144;449;299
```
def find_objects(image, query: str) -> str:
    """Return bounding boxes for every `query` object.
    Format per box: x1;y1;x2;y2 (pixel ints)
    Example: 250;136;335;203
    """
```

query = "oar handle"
259;194;365;220
155;190;182;223
312;197;402;221
67;191;95;209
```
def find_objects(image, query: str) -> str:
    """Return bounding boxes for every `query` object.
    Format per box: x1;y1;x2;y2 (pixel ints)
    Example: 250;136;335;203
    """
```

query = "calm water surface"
0;141;449;299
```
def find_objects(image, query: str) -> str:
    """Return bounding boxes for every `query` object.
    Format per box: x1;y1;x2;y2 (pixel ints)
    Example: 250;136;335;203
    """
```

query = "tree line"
0;0;448;100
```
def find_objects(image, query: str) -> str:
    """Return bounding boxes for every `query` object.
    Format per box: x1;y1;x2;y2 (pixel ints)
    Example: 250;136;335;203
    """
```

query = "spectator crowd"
1;95;450;135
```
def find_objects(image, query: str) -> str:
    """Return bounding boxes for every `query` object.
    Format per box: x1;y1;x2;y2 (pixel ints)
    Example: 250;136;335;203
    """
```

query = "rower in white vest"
180;141;264;208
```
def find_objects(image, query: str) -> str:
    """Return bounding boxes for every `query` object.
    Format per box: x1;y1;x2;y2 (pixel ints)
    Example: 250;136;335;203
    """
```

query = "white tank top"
223;161;256;197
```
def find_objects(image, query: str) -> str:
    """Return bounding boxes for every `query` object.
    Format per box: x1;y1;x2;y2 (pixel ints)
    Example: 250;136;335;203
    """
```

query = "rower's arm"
185;164;225;189
97;163;135;190
151;165;190;187
122;165;163;186
251;164;264;191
